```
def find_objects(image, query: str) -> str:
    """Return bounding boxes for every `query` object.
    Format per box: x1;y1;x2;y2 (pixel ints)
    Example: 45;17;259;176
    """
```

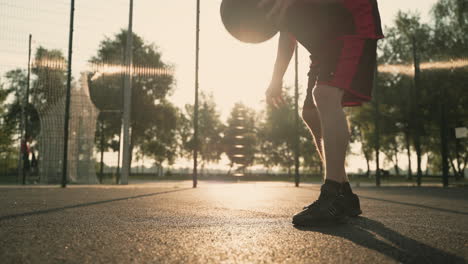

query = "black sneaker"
341;182;362;217
292;184;347;226
343;192;362;217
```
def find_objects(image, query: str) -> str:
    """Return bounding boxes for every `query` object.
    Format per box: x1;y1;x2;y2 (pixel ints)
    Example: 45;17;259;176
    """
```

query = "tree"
348;104;376;177
0;82;16;162
182;92;225;173
139;101;179;175
3;69;41;141
89;29;175;170
300;122;323;176
429;0;468;179
257;87;298;175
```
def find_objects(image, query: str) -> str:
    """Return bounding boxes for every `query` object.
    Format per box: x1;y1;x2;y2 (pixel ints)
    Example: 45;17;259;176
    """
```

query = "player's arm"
266;31;296;107
271;31;296;83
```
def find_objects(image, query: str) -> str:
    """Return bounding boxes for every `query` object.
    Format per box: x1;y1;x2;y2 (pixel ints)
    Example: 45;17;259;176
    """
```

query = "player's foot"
292;180;347;226
341;182;362;217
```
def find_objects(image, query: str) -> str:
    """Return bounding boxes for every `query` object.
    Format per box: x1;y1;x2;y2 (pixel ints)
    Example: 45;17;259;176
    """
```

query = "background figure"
21;137;31;181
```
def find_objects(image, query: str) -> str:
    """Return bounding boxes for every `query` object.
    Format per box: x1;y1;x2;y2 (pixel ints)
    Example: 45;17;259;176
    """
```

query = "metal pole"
116;123;122;184
193;0;200;188
18;34;32;184
440;85;449;187
121;0;134;185
22;34;32;185
99;119;104;183
373;66;381;187
25;34;32;137
412;36;423;187
294;44;300;187
62;0;75;188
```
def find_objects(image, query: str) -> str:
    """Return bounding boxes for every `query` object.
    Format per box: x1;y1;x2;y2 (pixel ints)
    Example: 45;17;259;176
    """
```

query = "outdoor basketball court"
1;182;467;263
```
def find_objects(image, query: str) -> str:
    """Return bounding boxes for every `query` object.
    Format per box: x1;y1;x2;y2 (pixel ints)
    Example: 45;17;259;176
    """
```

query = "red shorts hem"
317;81;372;101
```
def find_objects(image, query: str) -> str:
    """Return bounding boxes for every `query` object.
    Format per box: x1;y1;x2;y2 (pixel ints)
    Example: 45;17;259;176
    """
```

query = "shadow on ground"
295;217;465;264
0;188;192;221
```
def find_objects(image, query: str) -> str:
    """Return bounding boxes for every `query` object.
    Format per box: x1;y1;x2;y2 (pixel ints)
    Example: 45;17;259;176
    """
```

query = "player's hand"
265;80;285;108
258;0;297;26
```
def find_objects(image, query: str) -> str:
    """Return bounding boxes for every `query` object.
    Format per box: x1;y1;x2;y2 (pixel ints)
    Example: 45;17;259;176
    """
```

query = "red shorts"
304;38;377;108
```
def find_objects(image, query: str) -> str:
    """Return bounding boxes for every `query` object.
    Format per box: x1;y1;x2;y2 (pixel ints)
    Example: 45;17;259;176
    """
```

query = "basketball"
220;0;279;44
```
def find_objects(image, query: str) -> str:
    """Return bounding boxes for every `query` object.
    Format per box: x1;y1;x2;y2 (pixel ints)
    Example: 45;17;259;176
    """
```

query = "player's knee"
312;85;343;109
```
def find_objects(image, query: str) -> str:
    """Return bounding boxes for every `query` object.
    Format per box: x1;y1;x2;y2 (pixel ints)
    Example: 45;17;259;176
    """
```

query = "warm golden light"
378;58;468;76
235;136;244;139
235;145;244;148
33;59;67;70
90;63;174;80
31;59;174;79
233;154;244;158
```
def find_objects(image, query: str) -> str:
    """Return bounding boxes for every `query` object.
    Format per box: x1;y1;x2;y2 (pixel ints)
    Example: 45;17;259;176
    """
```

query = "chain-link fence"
0;0;130;184
0;0;467;186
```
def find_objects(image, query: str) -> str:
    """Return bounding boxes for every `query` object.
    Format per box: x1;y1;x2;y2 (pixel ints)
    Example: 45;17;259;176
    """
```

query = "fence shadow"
0;188;192;222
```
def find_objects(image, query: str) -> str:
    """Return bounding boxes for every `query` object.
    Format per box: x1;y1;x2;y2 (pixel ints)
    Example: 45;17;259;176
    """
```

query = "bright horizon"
0;0;439;173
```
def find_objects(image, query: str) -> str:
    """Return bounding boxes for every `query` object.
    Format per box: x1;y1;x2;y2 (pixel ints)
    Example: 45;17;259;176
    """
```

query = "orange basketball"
220;0;279;44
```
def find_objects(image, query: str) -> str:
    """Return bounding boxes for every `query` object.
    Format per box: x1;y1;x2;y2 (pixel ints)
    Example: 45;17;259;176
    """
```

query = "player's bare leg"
312;84;350;184
301;106;324;162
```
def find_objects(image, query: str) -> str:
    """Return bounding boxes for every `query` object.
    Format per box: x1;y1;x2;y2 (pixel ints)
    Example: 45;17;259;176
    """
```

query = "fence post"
62;0;75;188
193;0;200;188
121;0;134;185
294;44;300;187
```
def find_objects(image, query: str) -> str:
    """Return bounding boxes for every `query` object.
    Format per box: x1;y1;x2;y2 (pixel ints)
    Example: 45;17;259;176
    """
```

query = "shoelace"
303;200;320;210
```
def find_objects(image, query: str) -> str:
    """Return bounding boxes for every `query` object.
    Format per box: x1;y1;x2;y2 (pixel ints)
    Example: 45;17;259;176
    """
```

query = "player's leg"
292;38;375;225
314;38;377;217
301;64;324;162
312;84;349;184
292;63;348;227
302;105;323;162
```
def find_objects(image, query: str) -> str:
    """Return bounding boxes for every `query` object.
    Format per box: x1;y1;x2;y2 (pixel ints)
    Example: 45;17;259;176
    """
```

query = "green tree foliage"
0;82;15;156
140;101;179;169
299;122;323;175
349;0;468;180
88;30;175;169
0;82;17;172
429;0;468;178
257;87;298;174
431;0;468;58
3;69;41;140
182;92;225;172
0;46;63;172
31;47;67;112
347;104;375;177
2;46;61;143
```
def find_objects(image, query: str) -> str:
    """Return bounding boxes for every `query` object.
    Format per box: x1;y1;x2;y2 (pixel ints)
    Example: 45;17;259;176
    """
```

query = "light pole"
62;0;75;188
294;44;300;187
121;0;134;185
193;0;200;188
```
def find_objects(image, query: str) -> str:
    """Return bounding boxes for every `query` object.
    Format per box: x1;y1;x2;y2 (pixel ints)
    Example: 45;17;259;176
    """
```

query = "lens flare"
31;59;174;80
378;58;468;76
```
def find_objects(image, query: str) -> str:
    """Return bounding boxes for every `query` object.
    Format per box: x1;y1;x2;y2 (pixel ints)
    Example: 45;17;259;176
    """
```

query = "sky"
0;0;440;172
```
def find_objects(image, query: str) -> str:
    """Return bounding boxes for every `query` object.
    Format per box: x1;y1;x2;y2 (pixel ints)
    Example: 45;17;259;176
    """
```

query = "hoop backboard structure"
36;72;99;184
